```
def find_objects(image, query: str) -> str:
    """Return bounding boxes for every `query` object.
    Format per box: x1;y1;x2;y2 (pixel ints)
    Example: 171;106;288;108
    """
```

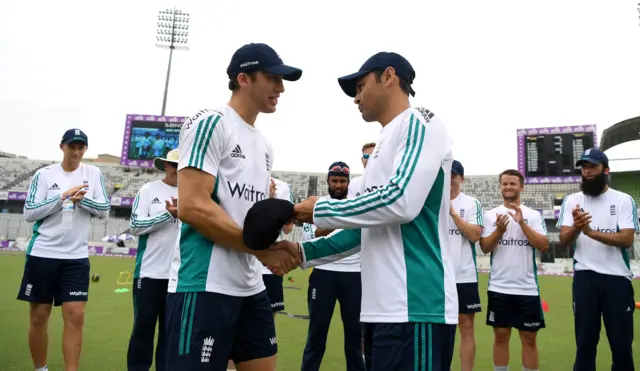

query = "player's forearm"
300;228;362;268
313;228;334;237
178;198;256;255
24;196;62;222
559;226;581;247
130;211;173;236
519;222;549;252
585;229;635;249
78;197;110;219
451;214;481;243
479;231;502;254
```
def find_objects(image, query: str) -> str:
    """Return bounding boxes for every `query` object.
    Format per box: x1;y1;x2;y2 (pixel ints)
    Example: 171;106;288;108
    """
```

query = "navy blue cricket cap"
328;161;350;178
452;160;464;177
227;43;302;82
338;52;416;98
61;129;88;146
576;148;609;168
243;198;295;251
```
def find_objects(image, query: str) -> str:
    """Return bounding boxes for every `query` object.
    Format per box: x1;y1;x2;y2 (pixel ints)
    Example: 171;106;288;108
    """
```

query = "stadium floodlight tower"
156;7;190;116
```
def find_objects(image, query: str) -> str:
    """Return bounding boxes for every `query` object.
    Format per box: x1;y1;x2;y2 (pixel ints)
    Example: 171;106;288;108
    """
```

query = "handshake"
243;196;319;276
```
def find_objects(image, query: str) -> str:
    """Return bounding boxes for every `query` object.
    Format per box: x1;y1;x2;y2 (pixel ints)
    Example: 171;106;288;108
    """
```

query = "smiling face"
239;71;285;114
60;142;87;166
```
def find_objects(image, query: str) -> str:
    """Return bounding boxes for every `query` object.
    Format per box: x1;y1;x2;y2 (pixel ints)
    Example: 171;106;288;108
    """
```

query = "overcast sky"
2;0;640;175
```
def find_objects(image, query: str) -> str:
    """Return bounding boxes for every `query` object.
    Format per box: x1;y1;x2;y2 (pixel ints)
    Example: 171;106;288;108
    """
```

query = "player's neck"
379;97;410;127
450;189;460;200
228;96;258;126
162;177;177;187
503;198;521;207
60;160;80;172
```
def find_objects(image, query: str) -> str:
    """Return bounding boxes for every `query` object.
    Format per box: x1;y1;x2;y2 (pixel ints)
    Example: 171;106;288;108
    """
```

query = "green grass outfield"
1;253;638;371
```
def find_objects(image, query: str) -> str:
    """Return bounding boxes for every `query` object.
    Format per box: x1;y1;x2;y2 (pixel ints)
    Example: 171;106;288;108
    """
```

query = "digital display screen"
517;126;598;184
125;120;184;163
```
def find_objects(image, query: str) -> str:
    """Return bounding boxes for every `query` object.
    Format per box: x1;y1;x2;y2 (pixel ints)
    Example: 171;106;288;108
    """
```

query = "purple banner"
7;191;27;201
120;114;189;168
517;125;598;185
0;240;8;248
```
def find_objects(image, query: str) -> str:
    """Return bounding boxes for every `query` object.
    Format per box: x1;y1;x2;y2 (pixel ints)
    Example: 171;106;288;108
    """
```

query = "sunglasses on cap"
362;154;370;160
330;165;350;174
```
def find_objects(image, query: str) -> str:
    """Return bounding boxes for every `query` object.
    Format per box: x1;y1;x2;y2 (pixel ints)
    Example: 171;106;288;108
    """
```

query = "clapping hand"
165;197;178;218
62;185;87;204
506;203;524;225
495;213;510;234
571;204;592;234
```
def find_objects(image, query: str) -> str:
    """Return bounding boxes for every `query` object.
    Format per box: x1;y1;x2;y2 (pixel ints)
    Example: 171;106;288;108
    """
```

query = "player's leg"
457;282;481;371
601;273;635;371
301;269;338;371
362;324;372;370
17;255;59;370
337;271;365;371
572;270;602;371
58;258;90;371
231;290;278;371
486;291;512;370
165;292;237;371
155;279;169;371
127;278;163;371
515;294;545;371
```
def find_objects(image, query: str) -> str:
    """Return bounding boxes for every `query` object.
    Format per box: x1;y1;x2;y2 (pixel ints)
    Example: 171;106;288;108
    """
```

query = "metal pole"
161;47;174;117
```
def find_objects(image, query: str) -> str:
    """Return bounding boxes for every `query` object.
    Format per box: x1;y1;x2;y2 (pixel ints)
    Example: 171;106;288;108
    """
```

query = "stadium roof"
600;115;640;152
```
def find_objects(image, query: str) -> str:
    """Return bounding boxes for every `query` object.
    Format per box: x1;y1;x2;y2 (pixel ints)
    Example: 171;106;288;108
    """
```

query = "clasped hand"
256;240;302;277
571;204;592;234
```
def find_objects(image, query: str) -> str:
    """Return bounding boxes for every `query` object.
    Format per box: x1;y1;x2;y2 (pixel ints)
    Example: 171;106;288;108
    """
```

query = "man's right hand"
495;213;510;234
256;244;300;276
62;185;87;204
571;204;591;231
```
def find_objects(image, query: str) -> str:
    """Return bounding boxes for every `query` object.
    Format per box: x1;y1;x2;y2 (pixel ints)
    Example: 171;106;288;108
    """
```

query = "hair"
228;71;258;91
499;169;524;185
362;142;376;152
373;70;411;96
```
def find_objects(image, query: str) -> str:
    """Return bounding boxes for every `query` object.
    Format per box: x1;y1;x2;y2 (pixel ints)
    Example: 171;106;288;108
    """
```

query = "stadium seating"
0;158;54;191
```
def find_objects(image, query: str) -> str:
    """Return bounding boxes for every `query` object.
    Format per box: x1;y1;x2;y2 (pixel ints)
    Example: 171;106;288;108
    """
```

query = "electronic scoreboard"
517;125;597;184
120;114;189;168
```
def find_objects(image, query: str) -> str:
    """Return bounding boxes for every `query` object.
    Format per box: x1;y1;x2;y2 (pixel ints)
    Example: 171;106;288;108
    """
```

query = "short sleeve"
481;211;495;238
530;211;547;235
617;195;640;232
466;198;483;226
178;111;226;176
556;195;574;228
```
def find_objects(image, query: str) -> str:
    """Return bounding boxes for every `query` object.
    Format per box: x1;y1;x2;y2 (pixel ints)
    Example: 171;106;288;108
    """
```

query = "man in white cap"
127;149;180;371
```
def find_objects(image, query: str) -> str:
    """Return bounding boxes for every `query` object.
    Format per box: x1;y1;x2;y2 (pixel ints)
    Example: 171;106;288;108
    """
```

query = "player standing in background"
479;169;549;371
17;129;110;371
277;52;459;371
448;160;483;371
557;149;638;371
300;162;365;371
165;43;302;371
348;142;375;197
126;149;180;371
228;178;295;371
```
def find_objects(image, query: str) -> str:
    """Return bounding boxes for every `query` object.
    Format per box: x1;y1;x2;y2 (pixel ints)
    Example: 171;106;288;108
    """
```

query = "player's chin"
261;103;277;114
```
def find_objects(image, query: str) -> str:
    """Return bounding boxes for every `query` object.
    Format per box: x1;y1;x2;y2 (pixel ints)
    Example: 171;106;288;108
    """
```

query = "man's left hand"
293;196;318;224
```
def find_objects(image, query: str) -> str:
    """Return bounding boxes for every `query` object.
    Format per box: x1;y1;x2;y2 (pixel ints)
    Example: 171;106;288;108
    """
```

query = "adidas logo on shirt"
151;197;161;204
231;145;245;159
49;183;60;190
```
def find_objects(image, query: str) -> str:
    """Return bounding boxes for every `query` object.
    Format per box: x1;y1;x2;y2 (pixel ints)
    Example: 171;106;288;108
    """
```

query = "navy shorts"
362;322;456;371
486;290;545;332
456;282;482;314
17;255;90;306
262;274;284;312
165;290;277;370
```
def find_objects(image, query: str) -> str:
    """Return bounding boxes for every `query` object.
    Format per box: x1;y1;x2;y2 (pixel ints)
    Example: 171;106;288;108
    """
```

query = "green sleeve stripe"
131;212;171;228
26;173;41;205
474;199;483;226
556;197;568;228
25;195;61;210
630;197;639;230
81;198;111;210
314;114;425;218
187;115;220;169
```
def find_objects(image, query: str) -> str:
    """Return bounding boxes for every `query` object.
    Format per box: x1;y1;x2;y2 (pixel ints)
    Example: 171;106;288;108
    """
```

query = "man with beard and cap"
300;161;365;371
557;148;638;371
479;169;549;371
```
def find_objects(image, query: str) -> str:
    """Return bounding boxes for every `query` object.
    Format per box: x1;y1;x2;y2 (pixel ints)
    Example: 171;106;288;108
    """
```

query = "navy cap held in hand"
243;198;295;251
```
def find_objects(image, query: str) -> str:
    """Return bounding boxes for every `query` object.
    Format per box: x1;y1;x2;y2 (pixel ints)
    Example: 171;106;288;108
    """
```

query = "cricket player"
127;149;180;371
557;148;638;371
165;43;302;371
479;169;549;371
